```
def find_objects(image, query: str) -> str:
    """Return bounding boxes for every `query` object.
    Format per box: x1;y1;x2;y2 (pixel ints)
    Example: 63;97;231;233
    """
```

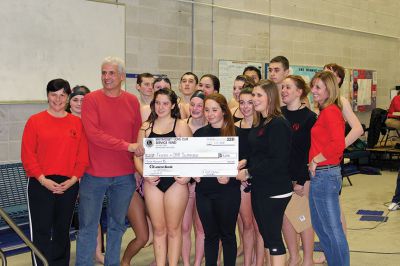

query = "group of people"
21;55;363;266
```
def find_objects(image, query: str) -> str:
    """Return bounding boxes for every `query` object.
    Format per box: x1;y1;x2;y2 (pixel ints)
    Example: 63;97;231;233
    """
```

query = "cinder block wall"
1;0;399;163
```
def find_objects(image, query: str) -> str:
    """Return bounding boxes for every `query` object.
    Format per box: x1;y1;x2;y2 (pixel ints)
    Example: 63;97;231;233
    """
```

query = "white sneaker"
388;202;399;211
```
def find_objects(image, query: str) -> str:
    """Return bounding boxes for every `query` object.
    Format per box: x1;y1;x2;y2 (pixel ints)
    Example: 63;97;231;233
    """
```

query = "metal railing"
0;207;48;266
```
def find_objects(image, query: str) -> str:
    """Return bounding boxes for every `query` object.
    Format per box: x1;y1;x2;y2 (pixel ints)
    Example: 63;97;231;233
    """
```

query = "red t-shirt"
21;111;89;179
81;90;142;177
387;95;400;118
309;104;345;166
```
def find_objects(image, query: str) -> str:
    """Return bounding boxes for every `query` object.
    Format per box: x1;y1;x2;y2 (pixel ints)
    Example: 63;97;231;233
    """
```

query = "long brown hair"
147;88;181;123
204;93;235;136
310;71;342;110
253;79;283;126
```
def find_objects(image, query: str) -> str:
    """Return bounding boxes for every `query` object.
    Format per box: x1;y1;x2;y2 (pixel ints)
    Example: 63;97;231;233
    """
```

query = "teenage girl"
134;89;192;266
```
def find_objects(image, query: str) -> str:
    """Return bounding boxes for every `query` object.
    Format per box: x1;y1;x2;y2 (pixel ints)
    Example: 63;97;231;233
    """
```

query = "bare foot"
313;253;326;264
287;256;302;266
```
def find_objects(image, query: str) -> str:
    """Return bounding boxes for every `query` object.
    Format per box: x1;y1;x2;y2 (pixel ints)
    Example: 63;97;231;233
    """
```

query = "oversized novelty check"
143;137;238;177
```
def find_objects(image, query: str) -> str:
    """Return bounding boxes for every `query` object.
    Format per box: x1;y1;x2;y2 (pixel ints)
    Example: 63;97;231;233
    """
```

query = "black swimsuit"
148;119;177;193
233;108;242;123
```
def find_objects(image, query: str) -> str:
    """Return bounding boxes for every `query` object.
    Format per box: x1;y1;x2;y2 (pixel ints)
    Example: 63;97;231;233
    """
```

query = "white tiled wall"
1;0;399;163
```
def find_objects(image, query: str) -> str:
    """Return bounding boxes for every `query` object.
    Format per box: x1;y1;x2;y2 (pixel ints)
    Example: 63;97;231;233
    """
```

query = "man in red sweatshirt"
76;56;144;266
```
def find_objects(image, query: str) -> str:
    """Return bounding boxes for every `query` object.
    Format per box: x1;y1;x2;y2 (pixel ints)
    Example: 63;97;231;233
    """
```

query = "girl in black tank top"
134;89;192;266
232;107;243;123
148;118;177;192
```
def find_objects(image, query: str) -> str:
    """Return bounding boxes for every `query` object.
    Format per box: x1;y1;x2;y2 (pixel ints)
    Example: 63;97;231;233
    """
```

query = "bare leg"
144;182;168;266
95;225;104;264
217;241;222;266
270;254;286;266
181;183;195;266
165;183;189;266
240;190;255;266
282;215;301;266
264;249;271;266
121;192;149;266
299;182;314;266
146;216;154;247
253;219;265;266
237;215;244;256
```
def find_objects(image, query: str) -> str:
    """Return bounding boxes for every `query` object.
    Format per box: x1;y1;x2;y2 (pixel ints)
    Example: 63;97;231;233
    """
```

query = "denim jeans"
75;173;135;266
309;166;350;266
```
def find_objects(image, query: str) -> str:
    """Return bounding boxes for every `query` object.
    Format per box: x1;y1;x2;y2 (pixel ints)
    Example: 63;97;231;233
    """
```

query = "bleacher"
0;163;31;256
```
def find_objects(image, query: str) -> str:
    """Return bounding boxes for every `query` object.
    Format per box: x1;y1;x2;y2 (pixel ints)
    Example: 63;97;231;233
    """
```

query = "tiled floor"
5;170;400;265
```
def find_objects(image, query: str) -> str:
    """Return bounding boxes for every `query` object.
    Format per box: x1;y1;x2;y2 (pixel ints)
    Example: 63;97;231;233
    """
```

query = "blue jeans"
75;173;135;266
309;166;350;266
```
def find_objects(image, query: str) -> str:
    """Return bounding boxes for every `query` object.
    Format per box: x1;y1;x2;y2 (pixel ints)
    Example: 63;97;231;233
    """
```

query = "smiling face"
48;89;68;114
311;78;329;105
233;80;245;101
281;78;302;106
69;95;84;116
204;99;224;128
101;63;125;93
252;86;269;117
154;94;174;118
189;97;204;119
239;93;254;118
199;77;215;96
180;74;197;96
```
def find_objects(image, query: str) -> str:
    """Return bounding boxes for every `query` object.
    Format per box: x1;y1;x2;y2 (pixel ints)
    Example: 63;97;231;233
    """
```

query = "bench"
0;163;31;256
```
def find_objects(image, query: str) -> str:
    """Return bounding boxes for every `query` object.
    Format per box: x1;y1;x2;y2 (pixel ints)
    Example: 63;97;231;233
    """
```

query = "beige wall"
1;0;399;163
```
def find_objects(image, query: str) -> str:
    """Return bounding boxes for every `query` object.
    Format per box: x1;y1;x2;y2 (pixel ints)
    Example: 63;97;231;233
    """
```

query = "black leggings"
27;175;79;266
251;194;291;255
196;187;241;266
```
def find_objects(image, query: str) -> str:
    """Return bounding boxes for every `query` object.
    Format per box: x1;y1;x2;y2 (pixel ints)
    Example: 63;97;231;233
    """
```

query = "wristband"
312;158;318;165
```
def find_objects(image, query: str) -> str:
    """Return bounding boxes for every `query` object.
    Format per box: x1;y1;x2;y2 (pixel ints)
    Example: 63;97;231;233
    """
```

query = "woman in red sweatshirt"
21;78;88;266
308;71;349;266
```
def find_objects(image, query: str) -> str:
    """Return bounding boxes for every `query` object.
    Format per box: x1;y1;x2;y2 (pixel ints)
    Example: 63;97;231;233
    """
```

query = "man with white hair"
76;57;143;266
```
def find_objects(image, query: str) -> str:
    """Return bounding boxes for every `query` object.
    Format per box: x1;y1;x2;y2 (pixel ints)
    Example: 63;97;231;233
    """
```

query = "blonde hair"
311;71;342;110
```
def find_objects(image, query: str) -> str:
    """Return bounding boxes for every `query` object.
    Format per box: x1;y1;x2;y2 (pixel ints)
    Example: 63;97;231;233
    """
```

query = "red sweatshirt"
387;95;400;118
81;90;142;177
309;104;345;166
21;111;89;179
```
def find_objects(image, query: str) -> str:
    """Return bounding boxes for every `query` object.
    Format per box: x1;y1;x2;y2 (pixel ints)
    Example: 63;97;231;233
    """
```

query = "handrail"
0;207;48;266
0;248;6;266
